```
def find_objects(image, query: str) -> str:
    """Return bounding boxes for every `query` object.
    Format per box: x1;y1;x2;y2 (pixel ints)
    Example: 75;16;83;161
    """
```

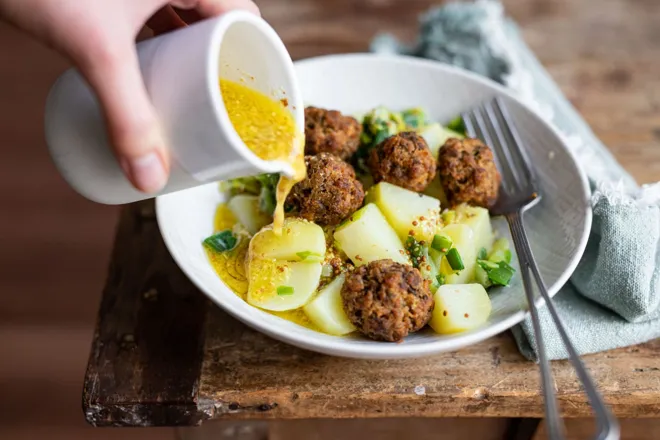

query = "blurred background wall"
0;0;658;439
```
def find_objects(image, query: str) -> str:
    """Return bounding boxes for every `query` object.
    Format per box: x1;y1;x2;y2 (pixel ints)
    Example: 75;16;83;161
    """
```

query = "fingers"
171;0;260;17
146;5;187;36
78;41;170;194
146;1;260;36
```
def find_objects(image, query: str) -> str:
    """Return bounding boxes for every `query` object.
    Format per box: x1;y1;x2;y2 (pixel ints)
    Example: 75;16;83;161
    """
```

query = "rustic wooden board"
83;203;210;427
83;0;660;427
198;306;660;419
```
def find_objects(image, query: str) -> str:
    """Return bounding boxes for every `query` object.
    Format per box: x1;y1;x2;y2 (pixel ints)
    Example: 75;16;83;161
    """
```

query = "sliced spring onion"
489;249;512;264
477;260;516;286
436;274;445;286
296;251;324;262
488;262;515;286
478;259;499;270
431;234;453;253
445;248;464;271
446;116;467;136
277;286;295;296
203;230;238;253
475;265;492;289
477;247;488;261
401;107;426;129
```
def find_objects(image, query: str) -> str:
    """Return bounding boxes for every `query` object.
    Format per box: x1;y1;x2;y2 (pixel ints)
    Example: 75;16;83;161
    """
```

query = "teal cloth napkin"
371;0;660;360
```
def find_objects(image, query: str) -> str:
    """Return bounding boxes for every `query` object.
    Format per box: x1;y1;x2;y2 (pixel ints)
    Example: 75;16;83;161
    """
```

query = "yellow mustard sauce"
219;78;306;234
206;204;317;330
209;80;313;330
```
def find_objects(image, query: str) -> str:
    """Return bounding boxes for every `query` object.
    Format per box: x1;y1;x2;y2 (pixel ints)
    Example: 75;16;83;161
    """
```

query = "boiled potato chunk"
303;274;356;336
438;224;477;284
430;283;492;334
247;259;322;311
249;218;325;261
455;204;494;255
418;123;464;159
228;195;271;235
365;182;441;242
334;203;409;266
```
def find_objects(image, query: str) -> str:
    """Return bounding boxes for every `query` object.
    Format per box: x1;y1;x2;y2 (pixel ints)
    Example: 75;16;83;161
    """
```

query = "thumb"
78;41;170;194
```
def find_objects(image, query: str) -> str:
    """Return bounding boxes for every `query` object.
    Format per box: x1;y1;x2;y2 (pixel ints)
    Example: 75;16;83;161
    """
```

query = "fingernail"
122;152;167;193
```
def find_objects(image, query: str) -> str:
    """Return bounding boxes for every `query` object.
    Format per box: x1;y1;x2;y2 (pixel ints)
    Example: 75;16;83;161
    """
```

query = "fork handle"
507;212;620;440
506;212;565;439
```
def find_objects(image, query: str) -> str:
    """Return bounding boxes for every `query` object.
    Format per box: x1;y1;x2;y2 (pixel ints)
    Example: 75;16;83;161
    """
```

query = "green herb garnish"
436;274;445;286
296;251;323;262
479;260;499;270
401;107;427;129
477;260;516;286
257;173;279;216
405;236;440;290
489;249;512;264
475;264;492;289
203;230;238;253
219;173;279;216
431;234;453;253
477;247;488;261
219;176;261;196
405;236;425;268
445;248;464;271
277;286;295;296
446;116;467;136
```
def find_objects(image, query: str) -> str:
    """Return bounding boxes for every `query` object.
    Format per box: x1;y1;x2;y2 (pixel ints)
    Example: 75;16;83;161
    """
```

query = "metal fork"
461;97;619;440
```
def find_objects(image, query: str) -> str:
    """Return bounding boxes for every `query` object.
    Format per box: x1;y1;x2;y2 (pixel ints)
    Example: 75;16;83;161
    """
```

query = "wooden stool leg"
504;418;542;440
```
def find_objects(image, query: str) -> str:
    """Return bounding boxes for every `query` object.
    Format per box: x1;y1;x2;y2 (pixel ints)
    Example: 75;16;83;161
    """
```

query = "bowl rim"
156;53;592;359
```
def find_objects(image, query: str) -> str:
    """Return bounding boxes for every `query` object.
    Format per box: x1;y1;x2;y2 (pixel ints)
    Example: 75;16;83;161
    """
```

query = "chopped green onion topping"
203;230;238;253
475;265;492;289
446;116;467;136
477;247;488;261
445;248;464;271
277;286;295;296
296;251;323;262
431;234;453;253
477;260;516;286
436;274;445;286
489;249;512;264
405;236;426;269
479;260;499;270
372;130;391;146
401;107;427;129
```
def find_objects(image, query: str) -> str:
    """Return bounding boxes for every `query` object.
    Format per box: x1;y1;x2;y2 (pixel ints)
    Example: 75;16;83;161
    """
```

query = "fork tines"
461;97;537;197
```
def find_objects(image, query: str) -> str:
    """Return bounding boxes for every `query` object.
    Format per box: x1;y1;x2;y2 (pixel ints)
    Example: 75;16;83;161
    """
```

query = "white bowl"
156;54;591;359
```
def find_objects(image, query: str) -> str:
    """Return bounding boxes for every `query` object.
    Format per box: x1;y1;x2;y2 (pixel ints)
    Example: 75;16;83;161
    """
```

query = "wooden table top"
82;0;660;428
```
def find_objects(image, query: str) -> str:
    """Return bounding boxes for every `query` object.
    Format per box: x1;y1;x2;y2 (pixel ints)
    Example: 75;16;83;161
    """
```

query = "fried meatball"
286;153;364;226
368;131;436;192
437;137;501;208
341;259;434;342
304;106;362;160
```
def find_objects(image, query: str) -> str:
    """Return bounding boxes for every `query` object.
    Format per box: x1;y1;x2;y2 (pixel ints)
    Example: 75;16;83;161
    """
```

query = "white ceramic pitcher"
44;11;303;205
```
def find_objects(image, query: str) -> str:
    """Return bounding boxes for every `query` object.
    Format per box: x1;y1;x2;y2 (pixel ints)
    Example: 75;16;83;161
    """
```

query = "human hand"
0;0;259;193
